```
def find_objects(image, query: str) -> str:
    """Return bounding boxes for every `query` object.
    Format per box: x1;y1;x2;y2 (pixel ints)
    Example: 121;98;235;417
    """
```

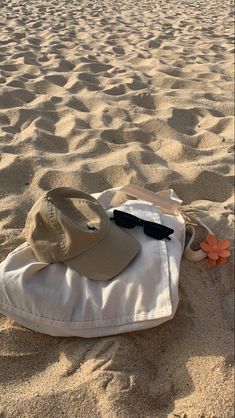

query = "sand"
0;0;234;416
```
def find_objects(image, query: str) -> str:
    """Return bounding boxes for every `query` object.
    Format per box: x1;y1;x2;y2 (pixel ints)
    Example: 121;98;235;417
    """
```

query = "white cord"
181;208;214;235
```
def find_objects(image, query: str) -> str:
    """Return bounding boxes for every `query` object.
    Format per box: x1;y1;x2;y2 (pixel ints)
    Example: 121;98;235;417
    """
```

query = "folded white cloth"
0;189;185;337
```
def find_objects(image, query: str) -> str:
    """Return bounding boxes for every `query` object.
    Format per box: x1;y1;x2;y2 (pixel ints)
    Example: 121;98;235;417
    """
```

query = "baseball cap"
24;187;140;280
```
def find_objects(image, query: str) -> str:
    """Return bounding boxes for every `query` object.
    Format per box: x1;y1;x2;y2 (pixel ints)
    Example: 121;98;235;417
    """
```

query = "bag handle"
181;211;214;261
183;225;207;261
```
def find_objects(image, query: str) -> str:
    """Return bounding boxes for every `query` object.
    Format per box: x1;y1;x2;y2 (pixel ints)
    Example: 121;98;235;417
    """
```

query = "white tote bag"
0;185;186;338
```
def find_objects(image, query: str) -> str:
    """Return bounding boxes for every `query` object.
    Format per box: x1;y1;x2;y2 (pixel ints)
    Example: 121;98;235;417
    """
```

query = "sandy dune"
0;0;234;417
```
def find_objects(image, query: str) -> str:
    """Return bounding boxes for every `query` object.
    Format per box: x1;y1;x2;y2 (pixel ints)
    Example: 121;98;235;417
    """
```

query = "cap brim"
65;224;140;280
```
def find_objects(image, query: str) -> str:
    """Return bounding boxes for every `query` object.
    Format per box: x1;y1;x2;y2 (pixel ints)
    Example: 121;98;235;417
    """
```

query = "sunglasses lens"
113;210;137;228
143;221;174;239
111;210;174;239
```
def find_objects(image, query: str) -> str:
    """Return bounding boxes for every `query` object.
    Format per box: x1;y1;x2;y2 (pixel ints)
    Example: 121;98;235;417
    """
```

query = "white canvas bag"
0;185;187;338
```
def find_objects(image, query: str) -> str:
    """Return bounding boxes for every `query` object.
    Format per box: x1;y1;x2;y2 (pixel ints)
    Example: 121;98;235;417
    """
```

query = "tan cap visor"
66;223;140;280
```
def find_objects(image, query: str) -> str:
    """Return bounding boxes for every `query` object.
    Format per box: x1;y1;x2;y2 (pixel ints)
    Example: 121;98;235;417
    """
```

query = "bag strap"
95;184;182;215
121;184;182;215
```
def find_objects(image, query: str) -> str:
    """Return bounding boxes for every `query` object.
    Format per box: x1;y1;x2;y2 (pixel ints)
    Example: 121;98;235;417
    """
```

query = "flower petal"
217;239;230;250
208;251;219;260
218;257;228;265
207;234;217;246
201;242;210;252
218;249;231;258
208;258;217;266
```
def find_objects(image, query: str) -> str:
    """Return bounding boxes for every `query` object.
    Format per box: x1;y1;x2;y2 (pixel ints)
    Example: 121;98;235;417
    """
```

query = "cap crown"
25;187;110;263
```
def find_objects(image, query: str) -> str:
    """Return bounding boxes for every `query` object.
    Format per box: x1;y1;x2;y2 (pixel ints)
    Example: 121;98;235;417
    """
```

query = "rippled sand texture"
0;0;234;417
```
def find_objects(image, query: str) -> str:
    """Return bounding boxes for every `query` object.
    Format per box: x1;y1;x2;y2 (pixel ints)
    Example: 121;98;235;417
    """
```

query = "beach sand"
0;0;234;417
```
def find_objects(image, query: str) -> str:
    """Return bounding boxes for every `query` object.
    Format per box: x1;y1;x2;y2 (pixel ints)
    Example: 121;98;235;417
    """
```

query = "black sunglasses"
110;210;174;240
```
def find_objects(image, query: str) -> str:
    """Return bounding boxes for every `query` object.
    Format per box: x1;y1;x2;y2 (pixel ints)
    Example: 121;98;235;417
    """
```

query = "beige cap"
25;187;140;280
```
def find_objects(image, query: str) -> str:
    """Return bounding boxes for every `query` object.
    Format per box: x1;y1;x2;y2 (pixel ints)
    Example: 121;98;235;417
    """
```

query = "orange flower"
200;234;231;266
